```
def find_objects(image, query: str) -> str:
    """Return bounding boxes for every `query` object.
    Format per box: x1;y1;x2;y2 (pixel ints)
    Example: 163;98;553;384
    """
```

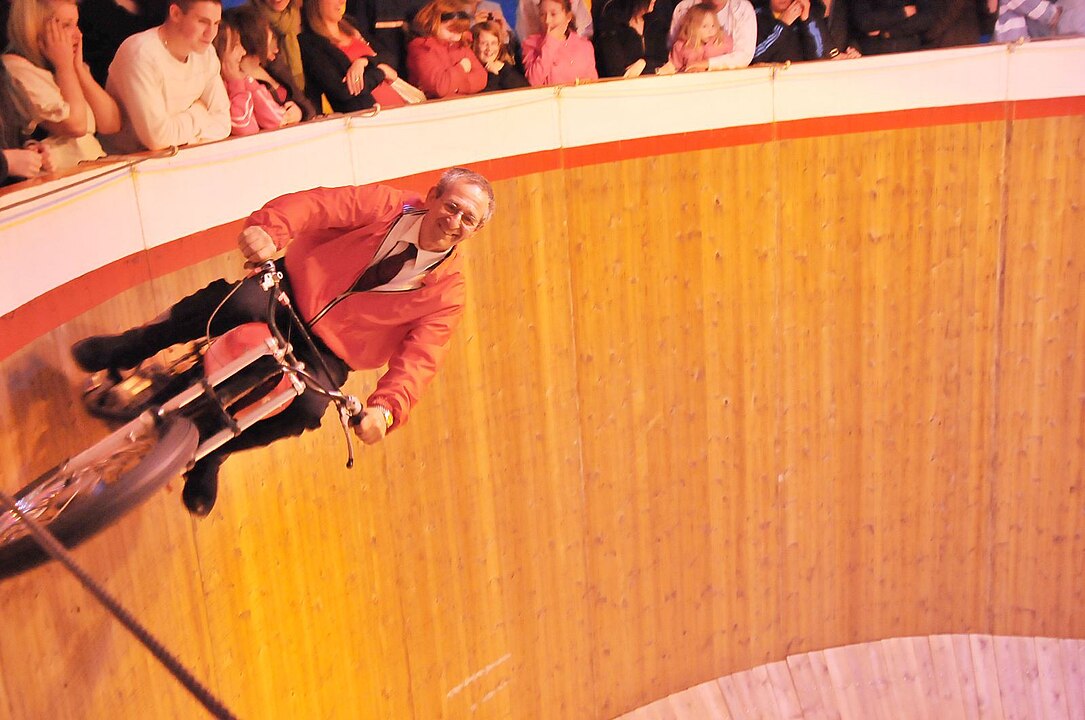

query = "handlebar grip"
245;259;277;275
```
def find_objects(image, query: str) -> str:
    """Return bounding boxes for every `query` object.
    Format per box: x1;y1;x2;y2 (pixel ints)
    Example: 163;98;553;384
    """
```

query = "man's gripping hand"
238;226;278;264
354;406;390;445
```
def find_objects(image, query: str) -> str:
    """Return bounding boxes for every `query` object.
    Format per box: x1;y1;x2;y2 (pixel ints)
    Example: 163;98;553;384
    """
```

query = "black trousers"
133;271;351;471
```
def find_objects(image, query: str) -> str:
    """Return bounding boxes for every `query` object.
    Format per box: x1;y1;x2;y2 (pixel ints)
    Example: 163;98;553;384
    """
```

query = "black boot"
182;455;223;517
71;329;157;372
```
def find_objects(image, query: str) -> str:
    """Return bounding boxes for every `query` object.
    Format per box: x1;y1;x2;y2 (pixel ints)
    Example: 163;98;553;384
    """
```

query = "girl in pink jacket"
216;21;298;135
522;0;598;86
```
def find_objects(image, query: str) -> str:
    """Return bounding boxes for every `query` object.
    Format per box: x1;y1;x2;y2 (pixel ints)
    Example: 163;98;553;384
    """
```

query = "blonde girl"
669;2;733;71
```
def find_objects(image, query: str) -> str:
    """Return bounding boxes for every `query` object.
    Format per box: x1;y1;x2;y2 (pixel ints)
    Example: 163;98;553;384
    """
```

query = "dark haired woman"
0;60;52;184
593;0;674;77
298;0;404;112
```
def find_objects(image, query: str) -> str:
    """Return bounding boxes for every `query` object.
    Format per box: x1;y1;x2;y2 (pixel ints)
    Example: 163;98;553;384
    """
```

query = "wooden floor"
614;635;1085;720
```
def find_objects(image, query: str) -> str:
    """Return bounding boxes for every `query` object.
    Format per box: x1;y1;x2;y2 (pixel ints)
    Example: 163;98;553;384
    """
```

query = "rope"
0;488;239;720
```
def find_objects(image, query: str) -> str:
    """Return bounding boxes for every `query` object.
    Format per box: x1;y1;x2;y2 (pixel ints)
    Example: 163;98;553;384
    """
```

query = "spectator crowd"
1;0;1081;185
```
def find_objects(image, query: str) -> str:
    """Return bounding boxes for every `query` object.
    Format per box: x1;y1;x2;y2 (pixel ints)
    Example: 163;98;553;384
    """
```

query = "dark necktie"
349;243;419;293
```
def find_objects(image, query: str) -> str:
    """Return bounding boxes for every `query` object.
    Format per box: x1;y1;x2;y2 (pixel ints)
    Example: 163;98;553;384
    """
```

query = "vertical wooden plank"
765;659;805;720
1034;636;1072;720
718;673;756;719
928;634;973;720
786;651;840;720
824;643;888;720
1058;639;1085;720
863;639;897;719
994;113;1085;640
970;634;1007;720
462;172;595;719
665;678;735;719
776;132;866;658
572;155;719;716
992;636;1044;720
575;146;782;717
908;635;946;716
698;142;785;681
739;663;787;719
881;637;932;720
951;634;986;720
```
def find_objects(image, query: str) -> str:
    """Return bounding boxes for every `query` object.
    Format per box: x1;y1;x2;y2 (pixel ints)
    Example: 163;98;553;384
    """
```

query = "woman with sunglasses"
407;0;487;99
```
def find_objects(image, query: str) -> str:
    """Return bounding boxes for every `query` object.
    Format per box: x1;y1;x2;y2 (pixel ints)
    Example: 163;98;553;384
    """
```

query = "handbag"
389;78;427;104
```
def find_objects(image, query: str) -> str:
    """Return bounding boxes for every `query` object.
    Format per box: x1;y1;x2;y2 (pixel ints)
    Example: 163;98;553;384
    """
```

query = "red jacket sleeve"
366;295;465;428
462;49;488;94
244;183;416;250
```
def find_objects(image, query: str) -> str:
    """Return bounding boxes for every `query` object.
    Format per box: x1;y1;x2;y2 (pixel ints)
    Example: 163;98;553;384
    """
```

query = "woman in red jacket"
407;0;488;99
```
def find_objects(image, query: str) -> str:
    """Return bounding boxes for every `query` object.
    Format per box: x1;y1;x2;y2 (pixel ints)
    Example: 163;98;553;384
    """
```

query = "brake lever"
337;395;364;469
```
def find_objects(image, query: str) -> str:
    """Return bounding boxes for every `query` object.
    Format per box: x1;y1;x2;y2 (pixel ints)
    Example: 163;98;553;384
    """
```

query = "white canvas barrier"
0;38;1082;317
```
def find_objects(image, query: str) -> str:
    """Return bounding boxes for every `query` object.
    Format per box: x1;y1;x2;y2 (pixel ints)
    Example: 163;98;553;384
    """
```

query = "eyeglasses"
440;10;471;20
443;200;481;230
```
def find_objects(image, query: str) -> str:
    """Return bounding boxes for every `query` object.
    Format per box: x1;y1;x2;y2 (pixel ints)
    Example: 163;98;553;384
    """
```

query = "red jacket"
245;183;466;429
406;36;488;99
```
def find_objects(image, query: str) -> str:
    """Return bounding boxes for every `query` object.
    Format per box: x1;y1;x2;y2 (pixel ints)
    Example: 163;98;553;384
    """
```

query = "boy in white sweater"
104;0;230;153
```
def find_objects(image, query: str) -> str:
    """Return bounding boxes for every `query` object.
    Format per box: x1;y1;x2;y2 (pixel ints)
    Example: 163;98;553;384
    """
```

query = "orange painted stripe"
145;220;245;279
778;101;1009;140
377;151;563;194
0;254;149;361
1011;95;1085;120
562;124;775;168
0;221;244;361
2;95;1082;361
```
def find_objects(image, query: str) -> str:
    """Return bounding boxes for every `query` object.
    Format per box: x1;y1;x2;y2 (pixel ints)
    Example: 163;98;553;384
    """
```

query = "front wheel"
0;415;199;581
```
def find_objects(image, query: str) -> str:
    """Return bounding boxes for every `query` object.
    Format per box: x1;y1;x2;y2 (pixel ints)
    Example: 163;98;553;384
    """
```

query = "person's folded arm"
708;3;756;68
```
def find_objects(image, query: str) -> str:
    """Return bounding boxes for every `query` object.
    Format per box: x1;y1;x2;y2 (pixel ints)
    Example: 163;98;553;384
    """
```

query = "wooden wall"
1;112;1083;719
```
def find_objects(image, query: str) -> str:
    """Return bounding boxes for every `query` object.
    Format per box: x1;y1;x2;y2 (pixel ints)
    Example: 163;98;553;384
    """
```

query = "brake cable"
259;263;362;469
